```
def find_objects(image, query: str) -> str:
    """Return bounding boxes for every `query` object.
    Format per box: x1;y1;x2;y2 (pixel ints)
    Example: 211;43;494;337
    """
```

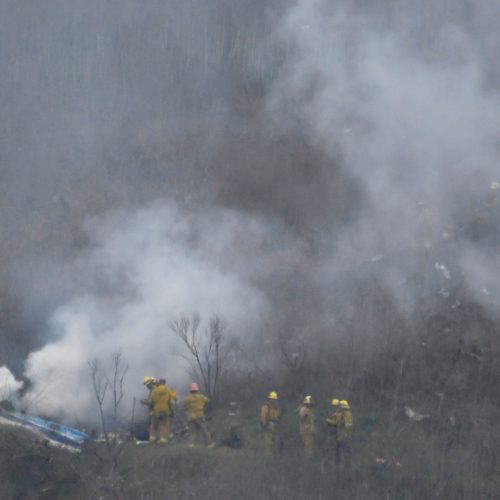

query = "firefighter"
260;391;281;455
326;398;341;462
328;399;353;467
299;395;315;457
183;382;214;448
167;385;178;439
141;376;157;442
149;378;175;444
325;399;341;436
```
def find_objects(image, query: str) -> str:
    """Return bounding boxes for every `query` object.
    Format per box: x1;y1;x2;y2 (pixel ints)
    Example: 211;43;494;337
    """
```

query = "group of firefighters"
141;377;353;464
261;391;353;464
141;376;215;447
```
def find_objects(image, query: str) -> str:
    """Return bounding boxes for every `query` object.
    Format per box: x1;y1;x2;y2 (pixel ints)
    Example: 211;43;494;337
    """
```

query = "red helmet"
190;382;199;392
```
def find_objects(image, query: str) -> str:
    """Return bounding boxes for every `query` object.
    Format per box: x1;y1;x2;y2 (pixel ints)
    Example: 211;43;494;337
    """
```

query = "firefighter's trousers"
150;413;172;443
188;417;213;446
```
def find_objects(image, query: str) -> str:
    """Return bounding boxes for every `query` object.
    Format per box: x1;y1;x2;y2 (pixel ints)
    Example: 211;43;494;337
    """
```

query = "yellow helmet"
331;398;340;406
268;391;278;400
303;395;313;405
340;400;350;409
143;376;155;386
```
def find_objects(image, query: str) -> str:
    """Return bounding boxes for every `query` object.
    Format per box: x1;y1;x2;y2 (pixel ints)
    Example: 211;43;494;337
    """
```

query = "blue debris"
0;409;89;450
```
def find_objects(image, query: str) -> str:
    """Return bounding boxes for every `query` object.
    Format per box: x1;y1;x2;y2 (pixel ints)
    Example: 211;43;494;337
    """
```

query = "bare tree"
89;358;110;450
88;353;130;500
89;351;130;444
105;350;129;427
171;314;231;400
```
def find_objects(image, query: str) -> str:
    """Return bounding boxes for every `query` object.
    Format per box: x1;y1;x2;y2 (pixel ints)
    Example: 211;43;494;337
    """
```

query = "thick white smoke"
22;203;268;423
0;366;23;401
273;0;500;313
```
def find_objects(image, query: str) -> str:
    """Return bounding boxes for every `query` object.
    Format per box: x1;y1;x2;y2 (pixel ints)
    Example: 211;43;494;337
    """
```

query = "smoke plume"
1;0;499;421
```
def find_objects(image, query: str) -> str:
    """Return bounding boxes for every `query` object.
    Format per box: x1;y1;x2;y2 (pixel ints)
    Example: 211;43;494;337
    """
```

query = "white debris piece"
370;254;384;263
404;406;431;422
490;180;499;190
438;288;450;298
451;300;461;309
95;433;123;444
424;241;432;249
228;401;241;417
435;262;451;279
482;288;489;296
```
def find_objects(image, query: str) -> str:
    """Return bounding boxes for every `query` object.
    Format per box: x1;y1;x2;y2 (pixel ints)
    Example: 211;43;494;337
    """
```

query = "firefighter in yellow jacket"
260;391;281;455
299;395;315;457
326;398;341;438
326;399;353;466
149;378;175;444
183;382;214;447
141;376;157;442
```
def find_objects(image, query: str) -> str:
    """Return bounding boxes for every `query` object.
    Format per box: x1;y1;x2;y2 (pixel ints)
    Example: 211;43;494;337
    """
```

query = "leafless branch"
104;350;129;426
171;314;229;400
89;358;110;451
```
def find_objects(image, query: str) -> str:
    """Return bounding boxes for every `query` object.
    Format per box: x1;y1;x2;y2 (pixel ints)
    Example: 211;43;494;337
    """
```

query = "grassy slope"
1;404;499;500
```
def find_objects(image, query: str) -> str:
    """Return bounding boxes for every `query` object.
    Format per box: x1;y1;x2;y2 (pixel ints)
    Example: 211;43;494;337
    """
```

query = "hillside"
1;401;499;500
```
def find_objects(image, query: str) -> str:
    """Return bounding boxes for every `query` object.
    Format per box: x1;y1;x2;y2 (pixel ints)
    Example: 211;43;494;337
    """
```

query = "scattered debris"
0;409;89;451
438;288;450;298
469;352;482;361
374;457;402;471
435;262;451;280
482;288;490;296
451;300;461;309
228;401;241;418
95;433;123;444
404;406;431;422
